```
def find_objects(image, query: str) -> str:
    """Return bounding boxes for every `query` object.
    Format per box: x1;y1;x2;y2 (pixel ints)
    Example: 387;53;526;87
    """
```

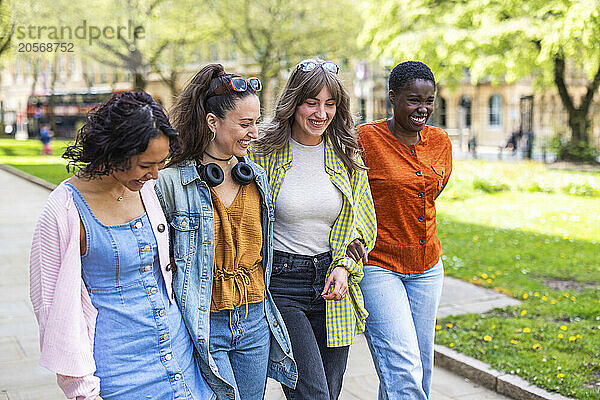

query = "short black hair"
389;61;436;92
63;91;180;178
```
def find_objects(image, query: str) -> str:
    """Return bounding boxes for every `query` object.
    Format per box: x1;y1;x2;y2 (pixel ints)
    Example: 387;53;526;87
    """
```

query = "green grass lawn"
436;162;600;399
1;139;599;398
0;138;72;185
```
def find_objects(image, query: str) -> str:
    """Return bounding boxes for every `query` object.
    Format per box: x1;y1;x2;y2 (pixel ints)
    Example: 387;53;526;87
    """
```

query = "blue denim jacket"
155;158;297;399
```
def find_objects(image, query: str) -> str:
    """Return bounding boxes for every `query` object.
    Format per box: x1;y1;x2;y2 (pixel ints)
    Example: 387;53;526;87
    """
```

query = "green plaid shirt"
249;139;377;347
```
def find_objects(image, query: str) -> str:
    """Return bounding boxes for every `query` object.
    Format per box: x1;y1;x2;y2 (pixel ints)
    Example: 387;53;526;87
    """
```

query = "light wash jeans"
360;259;444;400
209;300;271;400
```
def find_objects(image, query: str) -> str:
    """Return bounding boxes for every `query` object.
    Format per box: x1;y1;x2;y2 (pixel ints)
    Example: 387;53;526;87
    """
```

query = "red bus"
26;90;114;138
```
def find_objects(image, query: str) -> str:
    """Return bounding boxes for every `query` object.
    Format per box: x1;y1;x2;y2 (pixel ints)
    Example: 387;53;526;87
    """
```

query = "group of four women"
30;58;452;400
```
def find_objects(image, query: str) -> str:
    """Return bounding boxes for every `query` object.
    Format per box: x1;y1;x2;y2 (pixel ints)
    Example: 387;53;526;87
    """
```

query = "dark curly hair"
389;61;436;93
63;91;180;178
169;63;258;165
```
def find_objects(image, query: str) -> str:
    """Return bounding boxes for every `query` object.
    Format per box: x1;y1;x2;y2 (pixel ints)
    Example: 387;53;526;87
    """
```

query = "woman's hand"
346;239;368;264
322;266;349;301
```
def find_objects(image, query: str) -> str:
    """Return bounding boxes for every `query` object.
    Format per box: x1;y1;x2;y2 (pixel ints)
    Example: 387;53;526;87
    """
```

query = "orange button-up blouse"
358;119;452;273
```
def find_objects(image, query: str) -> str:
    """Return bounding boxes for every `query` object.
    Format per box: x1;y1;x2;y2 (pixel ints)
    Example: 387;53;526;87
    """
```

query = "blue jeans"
360;259;444;400
209;300;270;400
270;250;349;400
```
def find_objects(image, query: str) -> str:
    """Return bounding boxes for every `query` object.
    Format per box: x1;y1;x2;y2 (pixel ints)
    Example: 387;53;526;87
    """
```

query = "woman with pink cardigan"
29;92;214;400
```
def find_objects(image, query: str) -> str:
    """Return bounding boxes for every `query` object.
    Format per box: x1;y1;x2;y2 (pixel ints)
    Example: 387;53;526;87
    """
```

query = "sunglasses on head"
297;60;339;74
208;76;262;98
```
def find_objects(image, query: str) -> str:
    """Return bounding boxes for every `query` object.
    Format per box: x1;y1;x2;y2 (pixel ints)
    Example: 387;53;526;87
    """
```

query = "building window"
100;65;107;84
489;94;502;126
459;96;471;128
438;96;446;127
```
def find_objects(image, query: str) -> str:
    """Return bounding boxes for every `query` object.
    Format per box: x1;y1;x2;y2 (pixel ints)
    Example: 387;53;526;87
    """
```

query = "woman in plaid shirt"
249;58;377;400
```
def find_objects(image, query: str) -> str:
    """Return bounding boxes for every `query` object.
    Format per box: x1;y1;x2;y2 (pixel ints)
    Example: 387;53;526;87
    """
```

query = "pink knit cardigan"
29;179;172;398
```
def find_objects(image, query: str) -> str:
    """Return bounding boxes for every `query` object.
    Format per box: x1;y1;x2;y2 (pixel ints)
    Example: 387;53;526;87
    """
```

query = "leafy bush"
550;136;599;163
472;178;510;193
563;182;600;197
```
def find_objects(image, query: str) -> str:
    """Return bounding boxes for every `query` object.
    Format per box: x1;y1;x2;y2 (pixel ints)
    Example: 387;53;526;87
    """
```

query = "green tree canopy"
361;0;600;144
209;0;362;109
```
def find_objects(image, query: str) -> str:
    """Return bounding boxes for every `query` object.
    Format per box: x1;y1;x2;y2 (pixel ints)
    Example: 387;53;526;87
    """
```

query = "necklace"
110;175;126;201
205;151;234;165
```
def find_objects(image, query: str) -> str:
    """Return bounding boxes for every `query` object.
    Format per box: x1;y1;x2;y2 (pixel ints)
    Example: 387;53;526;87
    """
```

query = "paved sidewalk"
0;168;516;399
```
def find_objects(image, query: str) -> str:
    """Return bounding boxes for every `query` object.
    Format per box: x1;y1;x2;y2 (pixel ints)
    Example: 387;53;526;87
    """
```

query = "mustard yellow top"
209;181;265;312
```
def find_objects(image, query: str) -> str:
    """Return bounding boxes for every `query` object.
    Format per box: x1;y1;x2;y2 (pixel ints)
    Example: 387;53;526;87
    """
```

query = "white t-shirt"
273;138;343;255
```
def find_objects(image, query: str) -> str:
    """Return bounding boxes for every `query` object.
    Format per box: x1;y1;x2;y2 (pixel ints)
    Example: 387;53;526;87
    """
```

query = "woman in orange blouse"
357;61;452;400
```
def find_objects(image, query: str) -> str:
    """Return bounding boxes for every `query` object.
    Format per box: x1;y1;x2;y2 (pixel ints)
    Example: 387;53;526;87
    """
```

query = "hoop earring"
210;130;216;141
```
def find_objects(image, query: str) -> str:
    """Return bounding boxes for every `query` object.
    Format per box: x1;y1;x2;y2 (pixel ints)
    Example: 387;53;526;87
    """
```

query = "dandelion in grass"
534;292;539;297
542;296;548;301
483;335;492;342
449;343;455;348
481;273;488;279
510;339;518;345
560;325;567;331
522;293;529;299
532;343;543;350
568;336;576;342
551;299;557;305
570;296;576;302
446;323;453;328
520;309;527;316
558;333;564;339
523;327;531;333
557;373;565;379
576;334;582;339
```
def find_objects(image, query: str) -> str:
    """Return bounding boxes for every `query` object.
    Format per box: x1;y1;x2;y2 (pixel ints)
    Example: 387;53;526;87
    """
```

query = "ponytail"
169;64;257;165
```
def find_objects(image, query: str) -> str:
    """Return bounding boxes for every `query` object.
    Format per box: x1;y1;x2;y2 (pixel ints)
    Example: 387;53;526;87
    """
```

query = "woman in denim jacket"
155;64;296;400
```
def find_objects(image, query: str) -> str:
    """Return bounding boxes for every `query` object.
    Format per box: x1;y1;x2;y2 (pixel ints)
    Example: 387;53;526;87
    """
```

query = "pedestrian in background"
40;124;53;155
250;58;377;400
357;61;452;400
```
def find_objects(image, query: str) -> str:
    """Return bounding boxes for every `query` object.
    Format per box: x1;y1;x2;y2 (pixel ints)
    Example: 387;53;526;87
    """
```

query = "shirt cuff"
56;373;100;400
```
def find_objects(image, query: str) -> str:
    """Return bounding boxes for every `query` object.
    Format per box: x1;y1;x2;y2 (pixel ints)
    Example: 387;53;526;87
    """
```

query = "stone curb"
434;344;574;400
0;164;57;191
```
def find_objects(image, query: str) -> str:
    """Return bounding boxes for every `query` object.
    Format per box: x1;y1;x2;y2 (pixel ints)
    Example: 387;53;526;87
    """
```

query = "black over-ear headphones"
197;157;255;187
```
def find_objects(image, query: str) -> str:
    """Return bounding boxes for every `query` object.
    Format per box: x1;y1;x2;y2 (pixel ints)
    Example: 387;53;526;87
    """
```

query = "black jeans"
270;250;350;400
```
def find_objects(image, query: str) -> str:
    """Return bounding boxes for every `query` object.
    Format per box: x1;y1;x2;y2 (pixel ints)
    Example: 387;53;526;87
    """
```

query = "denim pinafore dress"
68;183;214;400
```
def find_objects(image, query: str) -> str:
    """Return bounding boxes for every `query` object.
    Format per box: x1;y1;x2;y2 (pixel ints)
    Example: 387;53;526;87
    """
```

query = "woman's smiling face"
291;85;337;146
389;78;435;135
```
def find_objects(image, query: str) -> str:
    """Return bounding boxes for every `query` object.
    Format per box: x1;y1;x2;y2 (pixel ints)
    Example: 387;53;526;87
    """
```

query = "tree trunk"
48;54;59;136
553;55;600;144
258;69;268;114
133;72;146;91
568;111;590;143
